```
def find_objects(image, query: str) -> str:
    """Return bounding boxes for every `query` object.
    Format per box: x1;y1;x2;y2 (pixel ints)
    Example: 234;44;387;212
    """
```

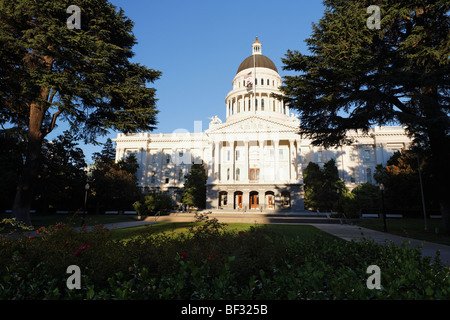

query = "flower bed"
1;215;449;300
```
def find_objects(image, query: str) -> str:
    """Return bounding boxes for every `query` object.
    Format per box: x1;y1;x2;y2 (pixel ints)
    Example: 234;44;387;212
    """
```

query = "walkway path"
97;212;450;266
310;223;450;265
6;211;450;266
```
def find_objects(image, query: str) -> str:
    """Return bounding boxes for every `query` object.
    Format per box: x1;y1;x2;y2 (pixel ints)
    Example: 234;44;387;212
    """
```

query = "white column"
274;140;279;181
214;141;220;183
243;140;249;183
289;140;296;182
158;148;164;187
206;146;213;184
259;140;264;183
231;140;236;182
296;139;301;182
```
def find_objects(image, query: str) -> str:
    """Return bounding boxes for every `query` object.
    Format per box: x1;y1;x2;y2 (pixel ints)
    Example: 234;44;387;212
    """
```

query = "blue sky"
50;0;327;163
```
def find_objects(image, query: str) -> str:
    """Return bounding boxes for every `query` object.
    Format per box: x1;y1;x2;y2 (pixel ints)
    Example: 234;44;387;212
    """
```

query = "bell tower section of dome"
225;37;291;123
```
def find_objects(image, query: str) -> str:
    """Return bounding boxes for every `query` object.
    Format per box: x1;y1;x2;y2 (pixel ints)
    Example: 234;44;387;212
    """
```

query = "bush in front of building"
133;192;174;217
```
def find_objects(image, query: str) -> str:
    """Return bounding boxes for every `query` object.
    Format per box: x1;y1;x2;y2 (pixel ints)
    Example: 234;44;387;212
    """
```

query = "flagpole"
253;39;256;114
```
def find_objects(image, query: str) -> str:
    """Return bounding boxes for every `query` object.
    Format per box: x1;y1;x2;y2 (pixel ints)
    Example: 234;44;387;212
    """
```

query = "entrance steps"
165;211;344;224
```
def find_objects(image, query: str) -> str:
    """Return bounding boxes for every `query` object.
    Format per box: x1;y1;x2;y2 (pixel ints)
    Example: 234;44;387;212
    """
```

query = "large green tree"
281;0;450;232
90;139;142;212
182;163;207;209
374;149;438;216
0;0;161;225
0;128;27;212
36;131;87;212
303;159;346;211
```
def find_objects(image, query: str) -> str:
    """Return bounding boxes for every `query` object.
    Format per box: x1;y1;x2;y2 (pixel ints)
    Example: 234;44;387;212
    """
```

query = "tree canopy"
0;0;161;225
303;159;346;212
281;0;450;232
182;163;207;209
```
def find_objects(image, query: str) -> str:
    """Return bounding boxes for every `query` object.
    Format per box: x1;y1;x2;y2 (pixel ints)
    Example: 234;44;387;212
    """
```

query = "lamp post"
336;188;340;214
379;183;387;232
416;154;428;231
81;183;90;227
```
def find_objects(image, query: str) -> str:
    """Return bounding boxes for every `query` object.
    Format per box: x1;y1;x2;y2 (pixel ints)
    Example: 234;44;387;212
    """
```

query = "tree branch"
45;109;62;136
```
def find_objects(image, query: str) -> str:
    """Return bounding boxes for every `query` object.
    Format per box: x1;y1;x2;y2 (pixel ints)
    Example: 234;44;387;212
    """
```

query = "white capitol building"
114;38;411;212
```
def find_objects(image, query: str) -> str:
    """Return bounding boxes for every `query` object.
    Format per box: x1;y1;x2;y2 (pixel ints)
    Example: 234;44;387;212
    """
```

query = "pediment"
206;115;300;135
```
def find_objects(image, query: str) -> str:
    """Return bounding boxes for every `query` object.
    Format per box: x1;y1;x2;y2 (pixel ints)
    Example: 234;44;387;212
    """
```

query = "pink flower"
74;244;92;257
179;251;189;260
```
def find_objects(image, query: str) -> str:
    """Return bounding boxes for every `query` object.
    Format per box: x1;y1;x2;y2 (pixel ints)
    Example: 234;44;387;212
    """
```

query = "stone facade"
114;38;412;212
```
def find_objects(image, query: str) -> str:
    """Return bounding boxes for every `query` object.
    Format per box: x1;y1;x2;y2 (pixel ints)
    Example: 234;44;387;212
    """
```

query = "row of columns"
210;139;299;184
226;92;288;117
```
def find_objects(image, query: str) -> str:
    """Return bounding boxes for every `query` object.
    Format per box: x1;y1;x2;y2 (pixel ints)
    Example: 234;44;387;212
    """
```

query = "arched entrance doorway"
281;191;291;209
265;191;275;210
218;191;228;208
234;191;243;209
249;191;259;209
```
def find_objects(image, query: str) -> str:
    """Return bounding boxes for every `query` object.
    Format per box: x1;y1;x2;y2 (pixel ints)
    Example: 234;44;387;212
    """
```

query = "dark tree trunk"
12;103;45;227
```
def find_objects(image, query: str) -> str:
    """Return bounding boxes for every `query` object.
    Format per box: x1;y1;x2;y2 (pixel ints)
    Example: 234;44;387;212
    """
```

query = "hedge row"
1;216;449;299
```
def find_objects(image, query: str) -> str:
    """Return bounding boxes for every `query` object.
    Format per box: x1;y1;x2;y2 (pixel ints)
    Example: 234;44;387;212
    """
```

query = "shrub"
1;215;449;300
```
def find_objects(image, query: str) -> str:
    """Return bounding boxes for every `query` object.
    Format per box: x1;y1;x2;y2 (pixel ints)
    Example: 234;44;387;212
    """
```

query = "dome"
236;54;278;74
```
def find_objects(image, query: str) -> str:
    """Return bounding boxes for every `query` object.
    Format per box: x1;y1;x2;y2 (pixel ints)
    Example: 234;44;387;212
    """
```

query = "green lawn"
352;217;450;246
110;222;339;242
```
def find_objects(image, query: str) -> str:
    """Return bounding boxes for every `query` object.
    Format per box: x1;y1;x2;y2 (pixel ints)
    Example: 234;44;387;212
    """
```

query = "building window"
227;168;230;181
350;168;356;183
364;150;371;161
179;169;183;181
219;191;228;207
235;149;240;161
261;98;264;111
367;168;373;184
267;79;269;85
249;168;260;181
261;78;263;85
165;177;169;184
227;150;231;162
236;168;240;181
255;78;258;85
151;171;156;183
166;154;170;164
